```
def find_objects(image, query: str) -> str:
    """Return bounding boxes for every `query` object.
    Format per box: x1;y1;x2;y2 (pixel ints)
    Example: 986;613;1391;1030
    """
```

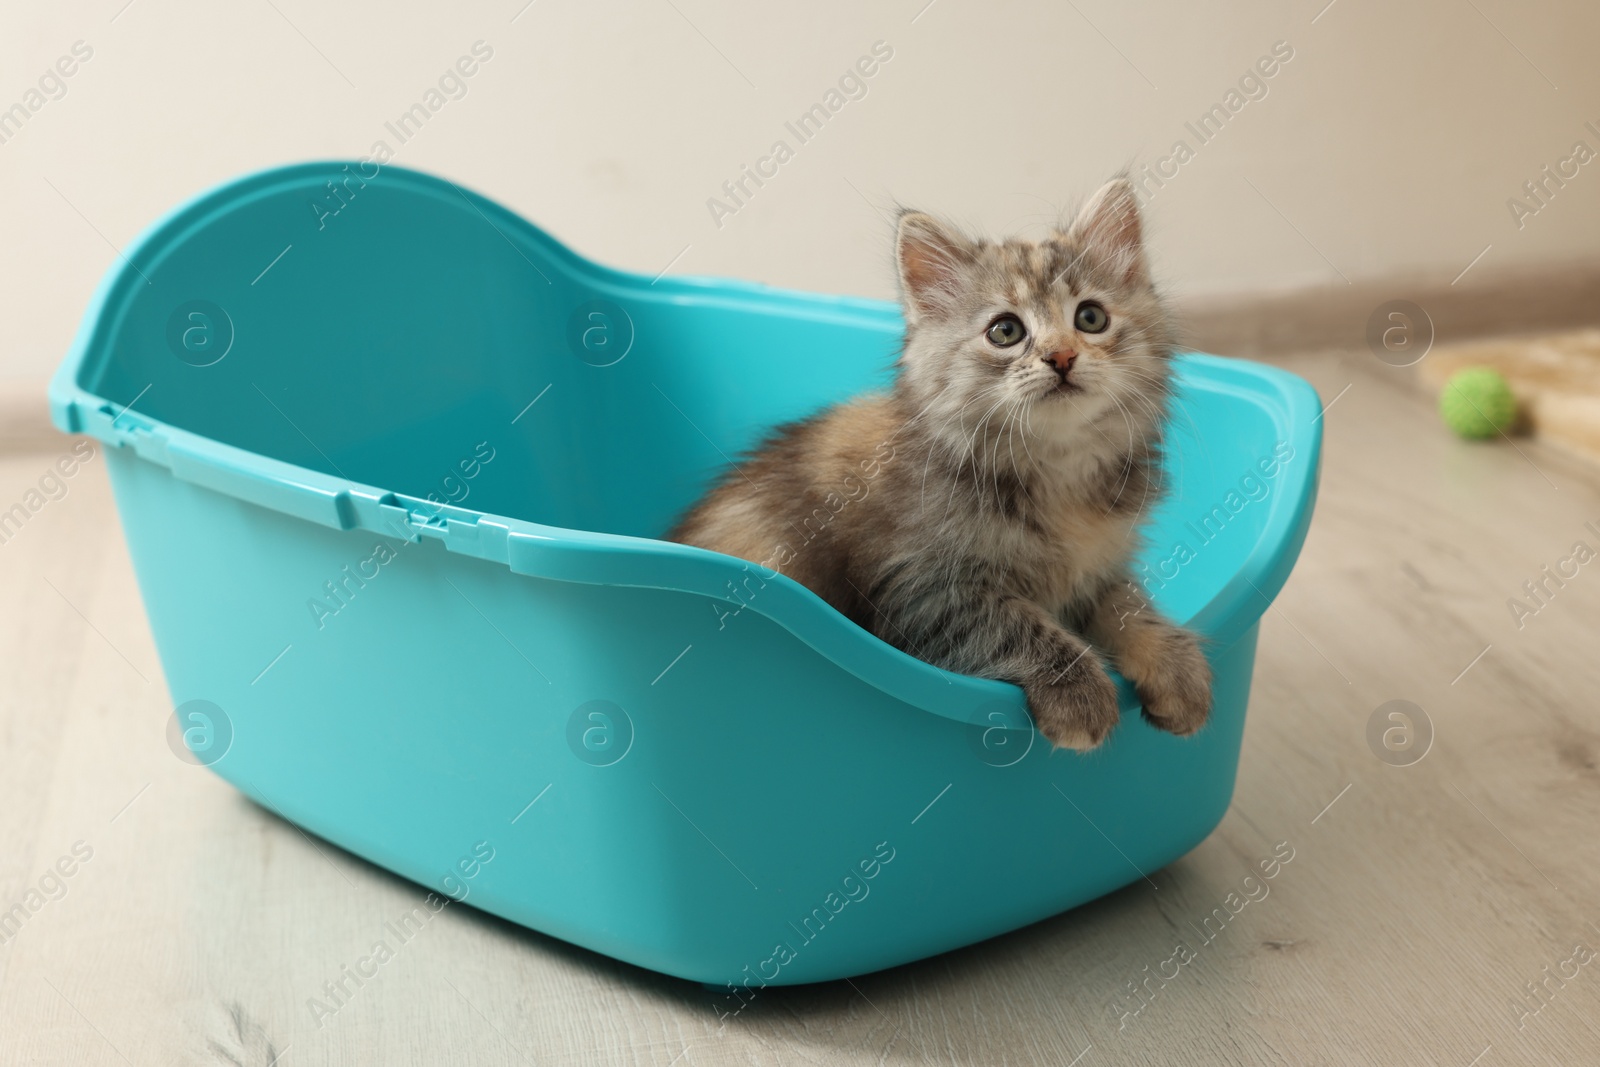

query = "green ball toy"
1439;367;1516;440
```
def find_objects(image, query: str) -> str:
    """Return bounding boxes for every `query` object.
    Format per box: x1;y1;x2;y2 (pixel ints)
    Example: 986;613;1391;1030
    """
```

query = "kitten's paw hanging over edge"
1025;655;1121;751
1132;630;1213;737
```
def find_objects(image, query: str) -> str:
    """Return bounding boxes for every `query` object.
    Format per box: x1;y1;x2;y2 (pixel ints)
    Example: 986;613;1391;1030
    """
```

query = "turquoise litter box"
49;163;1321;989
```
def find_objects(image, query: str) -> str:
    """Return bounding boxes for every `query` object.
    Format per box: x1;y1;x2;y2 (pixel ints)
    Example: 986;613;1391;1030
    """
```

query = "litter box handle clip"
376;497;458;542
367;495;512;567
76;399;176;467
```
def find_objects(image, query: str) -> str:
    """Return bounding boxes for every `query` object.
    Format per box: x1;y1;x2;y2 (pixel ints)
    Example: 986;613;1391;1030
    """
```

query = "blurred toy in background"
1439;367;1517;439
1421;330;1600;460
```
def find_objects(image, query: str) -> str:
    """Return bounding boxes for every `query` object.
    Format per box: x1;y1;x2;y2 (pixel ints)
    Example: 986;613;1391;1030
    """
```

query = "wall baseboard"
1177;258;1600;360
0;383;59;453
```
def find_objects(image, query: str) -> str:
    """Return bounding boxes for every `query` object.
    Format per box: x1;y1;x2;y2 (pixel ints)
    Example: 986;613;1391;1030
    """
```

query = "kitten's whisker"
998;405;1036;511
1103;371;1191;500
918;392;987;516
944;392;1004;520
970;395;1011;517
1102;389;1165;526
1103;393;1151;516
969;392;1018;517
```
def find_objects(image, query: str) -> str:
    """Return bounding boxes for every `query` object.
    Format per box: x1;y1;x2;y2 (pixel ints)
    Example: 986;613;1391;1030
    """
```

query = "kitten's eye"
1074;300;1110;334
986;314;1027;348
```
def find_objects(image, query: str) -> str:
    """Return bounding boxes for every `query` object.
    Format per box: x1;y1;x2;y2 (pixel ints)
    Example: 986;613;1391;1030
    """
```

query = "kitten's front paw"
1025;654;1121;751
1134;631;1213;737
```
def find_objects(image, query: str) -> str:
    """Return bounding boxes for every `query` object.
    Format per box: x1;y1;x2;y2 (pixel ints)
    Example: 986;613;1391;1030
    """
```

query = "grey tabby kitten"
668;179;1210;750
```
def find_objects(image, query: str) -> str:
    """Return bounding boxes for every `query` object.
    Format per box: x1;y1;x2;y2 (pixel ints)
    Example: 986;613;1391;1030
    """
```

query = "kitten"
668;179;1210;750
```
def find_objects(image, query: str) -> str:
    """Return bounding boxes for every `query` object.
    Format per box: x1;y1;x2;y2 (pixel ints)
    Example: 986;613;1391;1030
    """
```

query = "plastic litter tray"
49;163;1322;987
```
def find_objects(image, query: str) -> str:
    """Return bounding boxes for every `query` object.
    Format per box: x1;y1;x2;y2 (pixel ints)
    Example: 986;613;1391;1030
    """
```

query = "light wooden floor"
4;349;1599;1066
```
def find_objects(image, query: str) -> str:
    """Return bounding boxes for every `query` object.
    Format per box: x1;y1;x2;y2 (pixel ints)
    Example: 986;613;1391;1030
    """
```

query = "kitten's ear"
1066;179;1148;284
896;211;970;322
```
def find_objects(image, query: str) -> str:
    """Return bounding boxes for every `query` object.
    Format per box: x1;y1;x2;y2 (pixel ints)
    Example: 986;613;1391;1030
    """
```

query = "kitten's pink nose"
1044;350;1077;377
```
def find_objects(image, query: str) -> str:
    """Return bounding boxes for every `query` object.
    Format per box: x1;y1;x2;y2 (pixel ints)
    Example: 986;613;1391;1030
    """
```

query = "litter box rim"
48;162;1323;726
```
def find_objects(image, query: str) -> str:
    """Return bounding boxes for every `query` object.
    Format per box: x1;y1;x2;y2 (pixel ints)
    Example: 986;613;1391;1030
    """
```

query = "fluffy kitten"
668;179;1210;750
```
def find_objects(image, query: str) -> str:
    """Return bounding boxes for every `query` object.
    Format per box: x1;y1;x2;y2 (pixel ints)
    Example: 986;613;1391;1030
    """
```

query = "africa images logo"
1133;441;1295;596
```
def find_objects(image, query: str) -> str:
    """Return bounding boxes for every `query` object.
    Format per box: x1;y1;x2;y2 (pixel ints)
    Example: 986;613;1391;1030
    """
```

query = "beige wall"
4;0;1598;384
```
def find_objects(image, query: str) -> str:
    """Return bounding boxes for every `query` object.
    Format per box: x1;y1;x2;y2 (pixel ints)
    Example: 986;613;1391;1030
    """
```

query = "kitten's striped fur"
669;179;1211;750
